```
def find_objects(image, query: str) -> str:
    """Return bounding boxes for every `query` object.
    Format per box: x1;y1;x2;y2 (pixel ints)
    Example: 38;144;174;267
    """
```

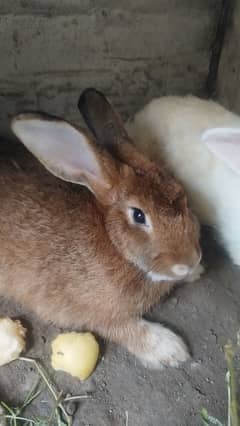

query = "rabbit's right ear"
11;113;118;205
202;127;240;175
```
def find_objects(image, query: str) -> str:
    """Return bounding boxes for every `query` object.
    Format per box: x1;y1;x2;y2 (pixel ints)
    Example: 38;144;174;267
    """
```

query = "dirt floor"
0;146;240;426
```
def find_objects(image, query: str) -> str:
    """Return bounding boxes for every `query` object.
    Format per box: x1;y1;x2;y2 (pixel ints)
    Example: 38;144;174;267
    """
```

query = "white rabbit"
127;95;240;266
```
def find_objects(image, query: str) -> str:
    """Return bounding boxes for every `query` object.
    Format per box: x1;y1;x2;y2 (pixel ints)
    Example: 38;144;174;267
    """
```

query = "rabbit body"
128;96;240;265
0;89;202;369
0;153;191;369
0;159;167;329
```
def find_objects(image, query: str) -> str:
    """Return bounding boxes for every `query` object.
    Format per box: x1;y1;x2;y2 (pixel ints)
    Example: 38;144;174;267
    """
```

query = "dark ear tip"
78;88;107;112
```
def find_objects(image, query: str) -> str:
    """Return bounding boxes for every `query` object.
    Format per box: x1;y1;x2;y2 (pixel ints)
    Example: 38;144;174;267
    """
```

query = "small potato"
0;317;26;366
51;332;99;380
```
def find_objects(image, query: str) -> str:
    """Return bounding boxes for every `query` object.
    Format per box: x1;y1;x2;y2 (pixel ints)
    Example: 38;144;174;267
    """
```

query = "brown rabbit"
0;89;202;369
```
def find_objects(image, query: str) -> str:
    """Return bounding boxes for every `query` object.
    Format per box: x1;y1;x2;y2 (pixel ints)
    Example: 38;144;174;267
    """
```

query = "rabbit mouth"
136;260;177;283
136;259;188;283
146;271;176;283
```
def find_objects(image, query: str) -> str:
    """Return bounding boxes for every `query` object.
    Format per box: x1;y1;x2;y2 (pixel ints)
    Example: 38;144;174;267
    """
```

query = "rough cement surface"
0;143;239;426
0;0;221;139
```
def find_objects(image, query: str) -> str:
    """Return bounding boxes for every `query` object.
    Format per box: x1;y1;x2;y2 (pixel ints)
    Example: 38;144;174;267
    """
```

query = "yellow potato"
0;317;26;366
51;332;99;380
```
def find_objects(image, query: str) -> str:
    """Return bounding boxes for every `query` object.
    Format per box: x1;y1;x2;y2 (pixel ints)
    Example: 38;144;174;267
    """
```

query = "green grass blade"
201;408;225;426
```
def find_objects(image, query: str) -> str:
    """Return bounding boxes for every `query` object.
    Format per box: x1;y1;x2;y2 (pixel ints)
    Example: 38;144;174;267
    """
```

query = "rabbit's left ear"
202;127;240;175
78;88;128;148
78;88;160;174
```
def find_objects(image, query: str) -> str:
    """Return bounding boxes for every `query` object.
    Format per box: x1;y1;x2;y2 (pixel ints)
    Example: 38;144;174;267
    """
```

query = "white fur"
127;96;240;266
136;320;190;369
146;271;175;282
146;263;204;283
172;264;190;276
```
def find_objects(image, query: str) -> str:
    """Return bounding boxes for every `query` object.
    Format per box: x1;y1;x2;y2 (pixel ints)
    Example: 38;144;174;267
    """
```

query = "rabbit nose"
172;264;190;277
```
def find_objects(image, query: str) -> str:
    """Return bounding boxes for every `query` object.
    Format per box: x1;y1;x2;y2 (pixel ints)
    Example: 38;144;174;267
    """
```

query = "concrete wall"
0;0;222;138
218;0;240;113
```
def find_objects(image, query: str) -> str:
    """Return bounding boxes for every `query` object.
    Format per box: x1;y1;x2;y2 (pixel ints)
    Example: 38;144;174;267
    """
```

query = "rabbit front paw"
136;321;190;369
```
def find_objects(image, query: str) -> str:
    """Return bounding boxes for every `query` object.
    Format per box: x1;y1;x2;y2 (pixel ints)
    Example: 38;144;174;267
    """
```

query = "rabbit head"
11;90;201;284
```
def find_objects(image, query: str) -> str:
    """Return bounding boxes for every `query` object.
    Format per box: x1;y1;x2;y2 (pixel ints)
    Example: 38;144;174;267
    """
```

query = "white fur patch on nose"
172;264;190;276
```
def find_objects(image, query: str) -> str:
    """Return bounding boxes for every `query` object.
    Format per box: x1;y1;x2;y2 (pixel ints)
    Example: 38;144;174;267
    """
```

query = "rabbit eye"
127;207;152;230
132;208;146;225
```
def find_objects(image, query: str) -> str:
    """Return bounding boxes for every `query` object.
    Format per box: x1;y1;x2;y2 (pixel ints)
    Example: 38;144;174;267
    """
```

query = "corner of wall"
217;0;240;113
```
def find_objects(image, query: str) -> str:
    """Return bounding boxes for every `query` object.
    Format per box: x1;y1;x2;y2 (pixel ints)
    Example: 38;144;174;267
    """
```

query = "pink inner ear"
202;128;240;175
12;117;104;183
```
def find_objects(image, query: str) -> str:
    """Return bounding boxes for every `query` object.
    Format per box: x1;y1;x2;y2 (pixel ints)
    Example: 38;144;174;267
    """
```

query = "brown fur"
0;90;201;366
0;158;169;328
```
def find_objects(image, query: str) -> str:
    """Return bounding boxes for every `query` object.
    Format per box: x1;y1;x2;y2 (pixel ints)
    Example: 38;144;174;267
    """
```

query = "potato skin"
51;332;99;380
0;317;26;366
